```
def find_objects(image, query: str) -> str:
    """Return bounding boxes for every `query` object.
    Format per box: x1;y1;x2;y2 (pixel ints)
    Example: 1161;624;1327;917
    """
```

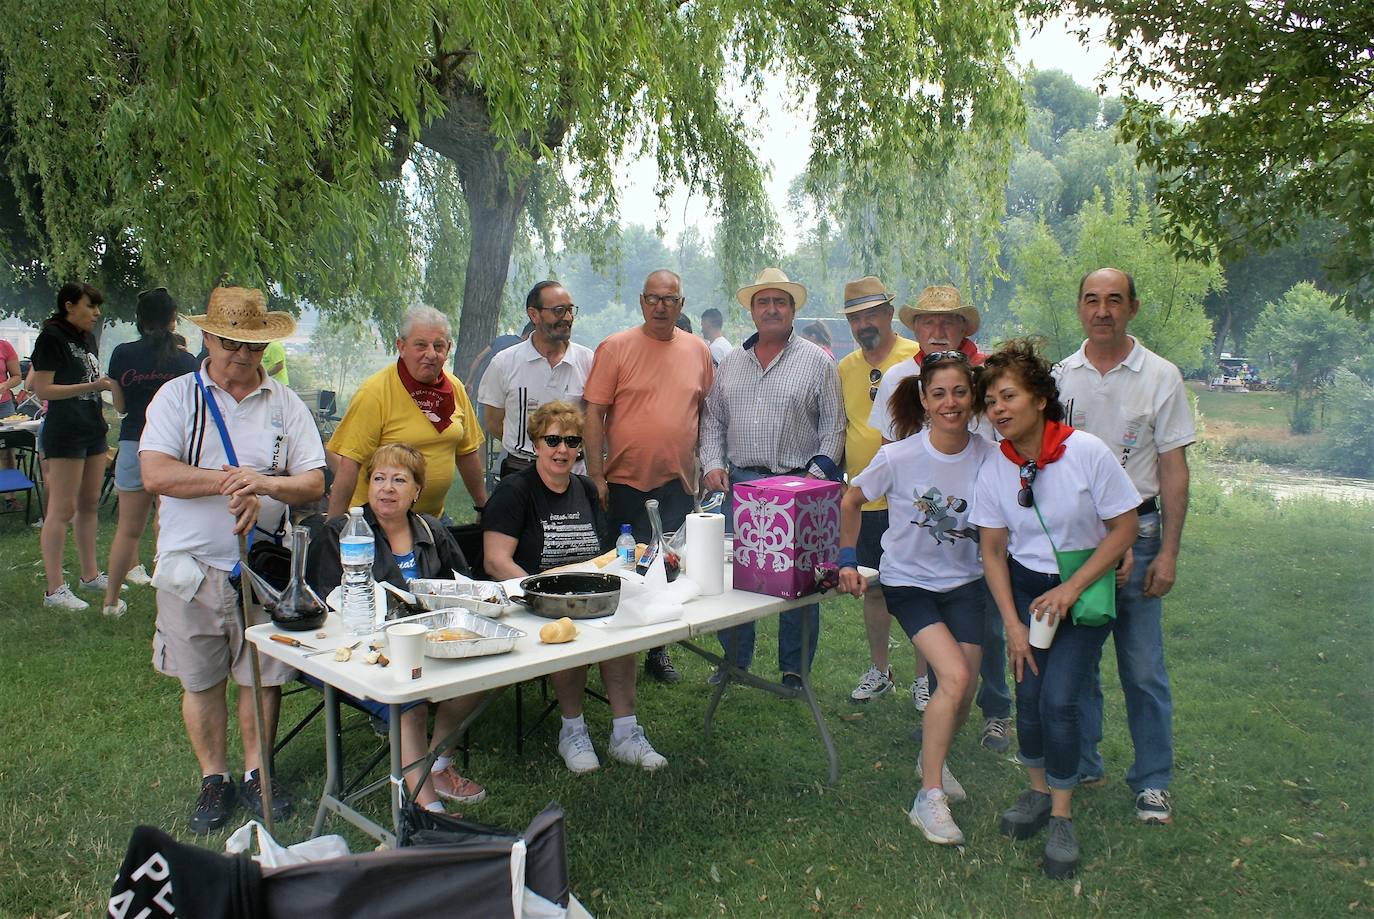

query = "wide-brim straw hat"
897;284;980;338
736;267;807;310
839;276;895;315
187;287;295;343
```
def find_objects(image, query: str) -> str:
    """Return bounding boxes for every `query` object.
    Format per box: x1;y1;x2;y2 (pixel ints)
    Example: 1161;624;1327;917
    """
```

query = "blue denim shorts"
114;439;143;491
882;578;986;645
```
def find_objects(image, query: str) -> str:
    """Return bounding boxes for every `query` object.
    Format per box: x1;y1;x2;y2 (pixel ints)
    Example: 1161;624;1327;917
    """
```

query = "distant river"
1206;460;1374;503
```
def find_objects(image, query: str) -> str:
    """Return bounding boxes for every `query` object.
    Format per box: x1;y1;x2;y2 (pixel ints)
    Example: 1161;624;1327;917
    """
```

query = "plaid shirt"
700;331;844;476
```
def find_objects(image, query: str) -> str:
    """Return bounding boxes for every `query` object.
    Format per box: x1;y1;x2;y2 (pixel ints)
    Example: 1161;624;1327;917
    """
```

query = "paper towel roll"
686;512;726;595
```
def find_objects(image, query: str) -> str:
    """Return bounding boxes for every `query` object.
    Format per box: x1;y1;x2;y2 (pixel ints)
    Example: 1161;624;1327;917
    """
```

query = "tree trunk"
419;87;537;382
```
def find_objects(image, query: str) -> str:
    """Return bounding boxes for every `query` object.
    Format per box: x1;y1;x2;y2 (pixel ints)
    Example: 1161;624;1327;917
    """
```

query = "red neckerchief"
916;337;985;367
999;419;1074;488
395;358;455;433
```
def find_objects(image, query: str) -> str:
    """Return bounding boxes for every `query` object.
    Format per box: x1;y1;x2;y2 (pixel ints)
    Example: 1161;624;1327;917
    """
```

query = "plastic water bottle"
340;507;376;635
615;524;636;567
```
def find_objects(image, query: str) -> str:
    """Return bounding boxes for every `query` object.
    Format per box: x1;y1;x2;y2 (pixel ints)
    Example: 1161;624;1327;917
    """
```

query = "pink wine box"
731;475;842;599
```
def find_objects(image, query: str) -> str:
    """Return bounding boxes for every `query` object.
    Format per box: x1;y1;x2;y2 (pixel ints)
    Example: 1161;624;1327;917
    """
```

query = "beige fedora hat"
897;284;980;338
839;276;895;315
736;267;807;310
187;287;295;343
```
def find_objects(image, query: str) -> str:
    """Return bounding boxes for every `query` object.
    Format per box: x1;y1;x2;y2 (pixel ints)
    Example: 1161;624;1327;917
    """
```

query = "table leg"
389;702;404;841
797;611;838;783
311;684;343;838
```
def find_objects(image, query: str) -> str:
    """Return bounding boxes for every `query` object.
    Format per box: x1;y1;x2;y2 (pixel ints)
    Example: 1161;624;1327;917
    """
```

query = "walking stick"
237;533;276;836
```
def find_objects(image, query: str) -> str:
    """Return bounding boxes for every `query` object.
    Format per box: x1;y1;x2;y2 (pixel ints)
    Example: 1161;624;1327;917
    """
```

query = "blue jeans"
718;465;819;676
1078;518;1173;791
1009;559;1111;790
927;584;1012;719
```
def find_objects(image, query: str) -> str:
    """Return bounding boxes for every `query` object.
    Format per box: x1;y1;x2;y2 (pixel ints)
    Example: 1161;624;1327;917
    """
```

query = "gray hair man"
1056;267;1195;826
326;305;487;518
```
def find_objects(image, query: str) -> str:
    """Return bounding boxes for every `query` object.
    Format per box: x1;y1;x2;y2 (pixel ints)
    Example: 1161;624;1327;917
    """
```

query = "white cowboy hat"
897;285;980;338
839;276;895;315
735;267;807;310
187;287;295;343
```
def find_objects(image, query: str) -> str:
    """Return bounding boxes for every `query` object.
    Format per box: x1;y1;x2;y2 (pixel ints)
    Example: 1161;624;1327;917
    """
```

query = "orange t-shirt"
582;327;713;492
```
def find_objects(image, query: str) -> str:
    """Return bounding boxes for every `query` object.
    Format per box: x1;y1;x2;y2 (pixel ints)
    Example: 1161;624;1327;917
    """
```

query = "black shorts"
881;578;987;645
42;430;108;460
857;509;887;569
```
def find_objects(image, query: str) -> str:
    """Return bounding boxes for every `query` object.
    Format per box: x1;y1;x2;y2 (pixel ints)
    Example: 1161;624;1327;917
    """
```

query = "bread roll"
539;616;577;643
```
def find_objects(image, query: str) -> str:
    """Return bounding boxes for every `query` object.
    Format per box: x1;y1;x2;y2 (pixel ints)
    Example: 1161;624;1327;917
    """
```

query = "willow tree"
1;0;1023;372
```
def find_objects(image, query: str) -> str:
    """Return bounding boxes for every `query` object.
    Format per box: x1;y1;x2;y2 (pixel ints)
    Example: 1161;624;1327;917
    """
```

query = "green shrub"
1309;370;1374;478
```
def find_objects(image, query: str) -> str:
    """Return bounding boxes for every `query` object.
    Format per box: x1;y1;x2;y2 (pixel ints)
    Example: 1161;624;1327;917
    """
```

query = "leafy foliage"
1066;0;1374;318
1250;282;1367;433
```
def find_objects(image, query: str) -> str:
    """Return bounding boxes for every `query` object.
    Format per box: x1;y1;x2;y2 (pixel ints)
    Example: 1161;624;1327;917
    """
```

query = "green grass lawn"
1;471;1371;917
1189;383;1294;435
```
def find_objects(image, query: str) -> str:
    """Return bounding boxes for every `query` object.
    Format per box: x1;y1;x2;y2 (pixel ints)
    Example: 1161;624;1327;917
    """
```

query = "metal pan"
512;572;621;620
400;608;526;659
408;579;511;619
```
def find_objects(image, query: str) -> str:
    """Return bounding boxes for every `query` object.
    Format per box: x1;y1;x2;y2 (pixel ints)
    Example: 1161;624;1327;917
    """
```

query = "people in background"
101;287;198;617
582;269;713;684
262;339;289;385
478;281;594;479
484;402;669;774
800;320;834;358
32;281;114;611
700;308;733;367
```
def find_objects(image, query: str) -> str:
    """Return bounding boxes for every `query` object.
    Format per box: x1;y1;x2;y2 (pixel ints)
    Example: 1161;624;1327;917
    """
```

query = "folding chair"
0;429;39;523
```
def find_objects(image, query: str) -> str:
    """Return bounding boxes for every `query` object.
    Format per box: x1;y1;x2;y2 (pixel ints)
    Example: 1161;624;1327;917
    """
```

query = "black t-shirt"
107;337;198;441
31;319;107;448
484;467;610;574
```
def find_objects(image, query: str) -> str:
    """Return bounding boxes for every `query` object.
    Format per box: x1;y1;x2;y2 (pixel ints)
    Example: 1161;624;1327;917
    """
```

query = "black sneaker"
781;673;804;693
188;774;237;835
980;717;1012;752
1042;816;1079;879
1135;788;1172;824
241;769;293;822
644;647;682;684
998;788;1052;840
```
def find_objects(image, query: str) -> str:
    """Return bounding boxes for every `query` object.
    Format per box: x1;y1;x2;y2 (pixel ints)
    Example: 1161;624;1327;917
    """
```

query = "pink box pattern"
732;475;842;599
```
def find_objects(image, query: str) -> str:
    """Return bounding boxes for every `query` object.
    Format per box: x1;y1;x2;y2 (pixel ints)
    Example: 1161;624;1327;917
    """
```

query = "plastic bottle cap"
350;507;363;516
620;524;632;533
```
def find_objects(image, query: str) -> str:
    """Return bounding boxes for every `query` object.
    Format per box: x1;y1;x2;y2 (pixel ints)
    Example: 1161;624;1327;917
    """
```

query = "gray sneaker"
1042;816;1079;879
980;717;1011;752
998;789;1052;840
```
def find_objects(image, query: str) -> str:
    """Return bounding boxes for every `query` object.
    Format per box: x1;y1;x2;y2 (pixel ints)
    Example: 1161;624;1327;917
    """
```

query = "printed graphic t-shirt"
107;337;199;441
483;467;609;574
31;319;107;451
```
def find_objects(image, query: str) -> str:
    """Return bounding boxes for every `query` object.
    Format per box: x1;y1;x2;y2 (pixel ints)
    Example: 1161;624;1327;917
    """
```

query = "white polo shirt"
477;338;594;461
1054;337;1196;501
867;357;995;443
141;364;326;570
971;430;1141;574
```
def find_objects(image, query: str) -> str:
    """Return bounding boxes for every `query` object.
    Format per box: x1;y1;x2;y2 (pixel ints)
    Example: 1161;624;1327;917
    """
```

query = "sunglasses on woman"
922;350;968;366
1017;461;1038;508
540;434;583;449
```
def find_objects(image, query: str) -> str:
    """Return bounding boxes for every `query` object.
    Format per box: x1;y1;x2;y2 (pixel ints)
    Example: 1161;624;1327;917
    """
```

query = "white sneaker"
44;584;89;611
910;788;965;845
850;664;894;702
125;565;152;586
78;573;121;593
557;729;600;774
607;726;668;771
911;676;931;712
942;762;966;803
102;598;128;619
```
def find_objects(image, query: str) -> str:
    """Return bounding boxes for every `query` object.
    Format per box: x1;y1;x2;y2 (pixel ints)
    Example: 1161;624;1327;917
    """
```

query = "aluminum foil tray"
409;579;511;618
406;608;525;659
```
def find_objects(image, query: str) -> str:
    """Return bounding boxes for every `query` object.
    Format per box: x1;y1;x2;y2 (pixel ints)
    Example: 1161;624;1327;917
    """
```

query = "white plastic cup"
1028;611;1060;650
387;622;427;681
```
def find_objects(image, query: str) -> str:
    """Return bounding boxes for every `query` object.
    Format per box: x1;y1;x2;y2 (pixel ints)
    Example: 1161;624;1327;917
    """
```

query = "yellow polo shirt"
328;365;484;515
837;338;919;510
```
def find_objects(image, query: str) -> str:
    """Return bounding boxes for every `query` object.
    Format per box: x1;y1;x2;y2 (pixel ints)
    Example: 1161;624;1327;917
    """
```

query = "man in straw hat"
834;277;920;703
140;287;326;834
700;267;844;689
866;285;1013;752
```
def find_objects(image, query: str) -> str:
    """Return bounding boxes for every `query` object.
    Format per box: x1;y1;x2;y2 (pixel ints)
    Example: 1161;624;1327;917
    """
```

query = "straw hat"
187;287;295;343
839;276;894;315
736;267;807;310
897;285;980;338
